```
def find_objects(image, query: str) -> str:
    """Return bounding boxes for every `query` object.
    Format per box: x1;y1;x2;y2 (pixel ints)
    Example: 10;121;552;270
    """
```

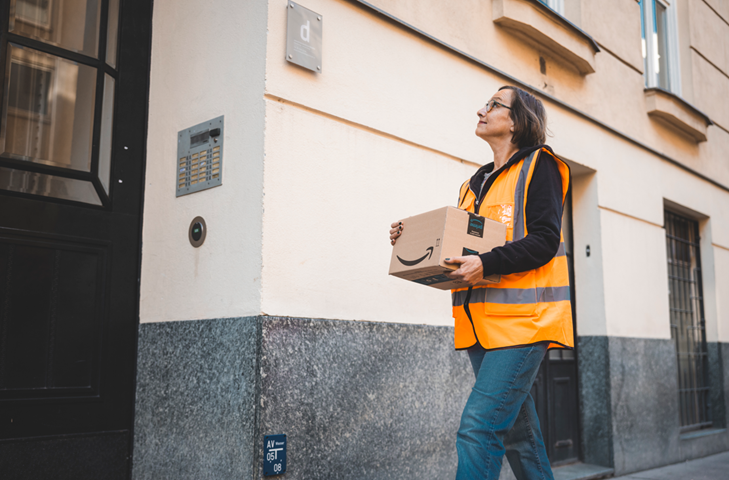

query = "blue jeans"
456;343;553;480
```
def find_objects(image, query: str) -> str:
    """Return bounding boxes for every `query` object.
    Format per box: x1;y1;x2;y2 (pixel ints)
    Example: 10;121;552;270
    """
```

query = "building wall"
138;0;268;323
134;0;729;478
260;0;729;330
133;0;269;478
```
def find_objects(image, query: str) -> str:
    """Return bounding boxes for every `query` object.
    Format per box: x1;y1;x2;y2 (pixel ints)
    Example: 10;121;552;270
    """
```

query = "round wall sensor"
189;216;207;247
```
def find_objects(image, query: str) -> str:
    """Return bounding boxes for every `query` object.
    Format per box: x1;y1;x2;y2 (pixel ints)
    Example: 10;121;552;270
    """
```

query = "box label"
413;273;452;285
467;213;485;238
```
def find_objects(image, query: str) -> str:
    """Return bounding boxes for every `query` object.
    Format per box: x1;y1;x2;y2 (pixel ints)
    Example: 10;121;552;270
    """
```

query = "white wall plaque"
286;2;322;73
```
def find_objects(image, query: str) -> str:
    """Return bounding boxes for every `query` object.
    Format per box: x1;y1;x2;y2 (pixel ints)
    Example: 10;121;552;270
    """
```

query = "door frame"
0;0;153;477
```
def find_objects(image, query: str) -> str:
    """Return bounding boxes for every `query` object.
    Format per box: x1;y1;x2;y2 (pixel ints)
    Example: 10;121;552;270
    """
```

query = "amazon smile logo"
397;247;434;266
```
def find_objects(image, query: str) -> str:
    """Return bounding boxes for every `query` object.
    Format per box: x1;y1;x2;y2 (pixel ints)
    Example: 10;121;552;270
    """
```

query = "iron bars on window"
665;210;711;431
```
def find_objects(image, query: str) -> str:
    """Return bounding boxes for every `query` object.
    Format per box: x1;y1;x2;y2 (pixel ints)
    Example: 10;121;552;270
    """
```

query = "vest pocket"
483;301;538;317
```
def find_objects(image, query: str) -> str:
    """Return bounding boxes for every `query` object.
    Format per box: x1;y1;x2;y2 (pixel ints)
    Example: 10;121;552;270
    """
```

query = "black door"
532;185;581;466
0;1;151;478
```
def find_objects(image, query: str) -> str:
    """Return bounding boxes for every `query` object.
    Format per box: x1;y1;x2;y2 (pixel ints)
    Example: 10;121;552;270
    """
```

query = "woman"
389;86;573;480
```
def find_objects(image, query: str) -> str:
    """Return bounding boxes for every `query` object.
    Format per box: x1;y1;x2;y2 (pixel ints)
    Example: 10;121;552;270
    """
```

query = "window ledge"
492;0;600;75
644;88;713;143
679;427;725;441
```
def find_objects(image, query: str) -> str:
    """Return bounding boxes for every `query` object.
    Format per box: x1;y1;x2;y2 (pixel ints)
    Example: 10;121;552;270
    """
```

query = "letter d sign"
300;20;310;42
286;2;322;73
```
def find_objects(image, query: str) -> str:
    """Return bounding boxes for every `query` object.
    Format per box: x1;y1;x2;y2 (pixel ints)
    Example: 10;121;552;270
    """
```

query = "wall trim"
701;0;729;27
713;243;729;252
596;41;643;75
263;93;479;167
598;205;664;229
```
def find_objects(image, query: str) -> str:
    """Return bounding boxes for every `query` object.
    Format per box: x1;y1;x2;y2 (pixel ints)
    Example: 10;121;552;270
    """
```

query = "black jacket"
469;145;566;277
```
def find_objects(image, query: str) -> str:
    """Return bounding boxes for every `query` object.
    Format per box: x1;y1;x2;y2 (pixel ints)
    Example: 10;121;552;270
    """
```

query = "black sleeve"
479;155;564;276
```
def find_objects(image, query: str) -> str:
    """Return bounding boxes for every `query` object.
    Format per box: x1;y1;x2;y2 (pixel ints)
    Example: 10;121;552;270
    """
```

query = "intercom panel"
176;116;223;197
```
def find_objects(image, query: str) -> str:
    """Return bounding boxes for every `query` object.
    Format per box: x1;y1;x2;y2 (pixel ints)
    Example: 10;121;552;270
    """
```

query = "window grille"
665;210;711;431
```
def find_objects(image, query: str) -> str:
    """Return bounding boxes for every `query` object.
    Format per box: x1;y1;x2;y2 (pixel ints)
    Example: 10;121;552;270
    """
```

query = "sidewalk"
612;451;729;480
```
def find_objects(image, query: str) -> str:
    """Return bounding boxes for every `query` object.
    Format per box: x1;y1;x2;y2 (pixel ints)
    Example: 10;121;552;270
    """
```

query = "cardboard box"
388;206;506;290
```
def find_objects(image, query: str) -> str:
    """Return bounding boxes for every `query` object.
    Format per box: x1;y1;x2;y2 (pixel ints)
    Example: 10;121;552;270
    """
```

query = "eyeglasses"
485;99;512;113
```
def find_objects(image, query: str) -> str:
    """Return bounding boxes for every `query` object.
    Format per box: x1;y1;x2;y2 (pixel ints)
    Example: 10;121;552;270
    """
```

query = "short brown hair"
498;86;547;148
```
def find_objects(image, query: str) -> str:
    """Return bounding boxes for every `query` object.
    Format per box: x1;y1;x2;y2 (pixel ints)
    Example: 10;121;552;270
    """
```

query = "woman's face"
475;89;515;142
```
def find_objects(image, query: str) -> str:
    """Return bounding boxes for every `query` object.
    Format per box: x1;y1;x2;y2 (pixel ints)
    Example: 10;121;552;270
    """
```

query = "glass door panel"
98;73;114;193
0;166;101;204
1;43;96;171
105;0;120;67
9;0;101;57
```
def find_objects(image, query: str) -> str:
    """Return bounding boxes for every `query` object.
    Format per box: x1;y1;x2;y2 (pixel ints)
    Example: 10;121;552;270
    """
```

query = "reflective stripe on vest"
451;148;574;351
452;286;571;307
513;151;536;241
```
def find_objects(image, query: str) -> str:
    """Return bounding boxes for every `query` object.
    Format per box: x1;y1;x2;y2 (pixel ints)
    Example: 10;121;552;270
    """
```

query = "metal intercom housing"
176;116;224;197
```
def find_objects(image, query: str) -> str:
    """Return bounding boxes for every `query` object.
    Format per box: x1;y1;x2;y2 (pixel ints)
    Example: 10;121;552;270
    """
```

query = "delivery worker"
389;86;573;480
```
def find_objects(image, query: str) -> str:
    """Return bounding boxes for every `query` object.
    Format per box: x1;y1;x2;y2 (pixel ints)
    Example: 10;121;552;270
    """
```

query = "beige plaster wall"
139;0;268;323
256;0;729;340
703;0;729;27
689;0;729;77
601;209;671;339
580;0;644;73
700;219;720;343
362;0;729;186
260;98;472;325
261;0;484;326
678;0;697;102
139;0;729;341
570;170;608;337
698;126;729;185
691;52;729;131
264;0;494;165
558;108;729;339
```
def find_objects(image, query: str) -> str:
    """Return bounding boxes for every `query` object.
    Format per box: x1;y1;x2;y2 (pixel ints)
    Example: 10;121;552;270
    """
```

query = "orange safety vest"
452;148;574;351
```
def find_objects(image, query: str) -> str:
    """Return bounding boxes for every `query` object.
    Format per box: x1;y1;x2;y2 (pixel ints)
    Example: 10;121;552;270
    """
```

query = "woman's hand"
389;221;403;246
445;256;483;284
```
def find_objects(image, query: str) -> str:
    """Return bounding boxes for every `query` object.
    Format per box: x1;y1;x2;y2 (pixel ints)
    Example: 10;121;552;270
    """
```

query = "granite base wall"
578;336;729;477
723;343;729;427
132;317;259;480
577;335;614;468
132;319;729;479
708;341;727;429
255;316;473;480
132;316;477;480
